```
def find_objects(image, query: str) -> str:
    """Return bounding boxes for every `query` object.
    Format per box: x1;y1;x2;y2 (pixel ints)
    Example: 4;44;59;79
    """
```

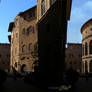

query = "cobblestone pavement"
0;77;51;92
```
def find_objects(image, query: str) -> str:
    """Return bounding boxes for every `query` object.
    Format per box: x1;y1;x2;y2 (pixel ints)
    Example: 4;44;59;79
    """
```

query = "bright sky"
0;0;92;43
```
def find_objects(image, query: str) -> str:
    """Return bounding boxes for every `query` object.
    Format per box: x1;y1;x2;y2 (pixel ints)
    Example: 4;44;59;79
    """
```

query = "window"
27;26;34;34
89;40;92;54
22;28;26;35
29;43;32;53
41;0;45;16
16;33;18;38
22;45;26;53
85;42;88;55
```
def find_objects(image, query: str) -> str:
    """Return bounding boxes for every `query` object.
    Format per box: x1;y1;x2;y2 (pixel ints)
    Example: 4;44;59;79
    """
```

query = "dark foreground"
0;77;92;92
0;77;50;92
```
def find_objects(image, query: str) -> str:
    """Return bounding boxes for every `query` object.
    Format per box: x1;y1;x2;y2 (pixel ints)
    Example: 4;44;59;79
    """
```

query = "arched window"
85;42;88;55
89;40;92;54
29;43;32;53
22;45;26;53
82;44;84;56
41;0;45;16
27;26;34;34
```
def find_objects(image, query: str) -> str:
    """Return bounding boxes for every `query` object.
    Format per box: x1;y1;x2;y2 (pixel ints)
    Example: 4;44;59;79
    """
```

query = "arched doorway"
90;61;92;73
21;64;26;73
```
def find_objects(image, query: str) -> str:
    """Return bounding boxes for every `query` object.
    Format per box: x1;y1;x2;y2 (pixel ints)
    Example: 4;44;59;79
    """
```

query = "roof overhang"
66;0;72;20
8;22;14;32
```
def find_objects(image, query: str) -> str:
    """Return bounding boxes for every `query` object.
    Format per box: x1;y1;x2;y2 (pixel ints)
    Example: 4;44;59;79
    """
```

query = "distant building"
8;6;38;73
37;0;72;85
81;18;92;73
0;43;10;72
65;43;82;72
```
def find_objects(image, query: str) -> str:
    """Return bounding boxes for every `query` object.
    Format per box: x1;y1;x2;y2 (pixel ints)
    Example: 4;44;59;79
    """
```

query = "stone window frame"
27;26;34;35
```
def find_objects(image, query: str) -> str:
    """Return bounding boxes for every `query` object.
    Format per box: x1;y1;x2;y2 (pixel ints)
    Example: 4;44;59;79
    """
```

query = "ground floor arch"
90;60;92;73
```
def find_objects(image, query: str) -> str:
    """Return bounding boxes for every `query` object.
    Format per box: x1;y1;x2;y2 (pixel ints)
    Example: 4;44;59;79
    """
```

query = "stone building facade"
81;18;92;74
65;43;82;72
8;6;38;72
0;43;10;72
36;0;72;85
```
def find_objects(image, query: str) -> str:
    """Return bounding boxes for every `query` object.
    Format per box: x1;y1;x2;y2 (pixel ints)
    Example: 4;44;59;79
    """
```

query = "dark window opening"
89;40;92;54
85;42;88;55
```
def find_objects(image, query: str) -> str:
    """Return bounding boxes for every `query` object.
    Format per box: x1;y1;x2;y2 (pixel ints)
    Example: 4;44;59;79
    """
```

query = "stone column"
88;41;90;56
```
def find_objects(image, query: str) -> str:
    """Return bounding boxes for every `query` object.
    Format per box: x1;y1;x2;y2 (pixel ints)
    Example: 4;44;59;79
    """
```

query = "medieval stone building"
8;6;38;73
8;0;72;86
0;43;10;72
81;18;92;73
65;43;82;72
37;0;72;85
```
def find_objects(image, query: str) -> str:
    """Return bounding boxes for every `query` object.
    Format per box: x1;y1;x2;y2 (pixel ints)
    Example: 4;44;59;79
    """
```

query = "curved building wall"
81;19;92;73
